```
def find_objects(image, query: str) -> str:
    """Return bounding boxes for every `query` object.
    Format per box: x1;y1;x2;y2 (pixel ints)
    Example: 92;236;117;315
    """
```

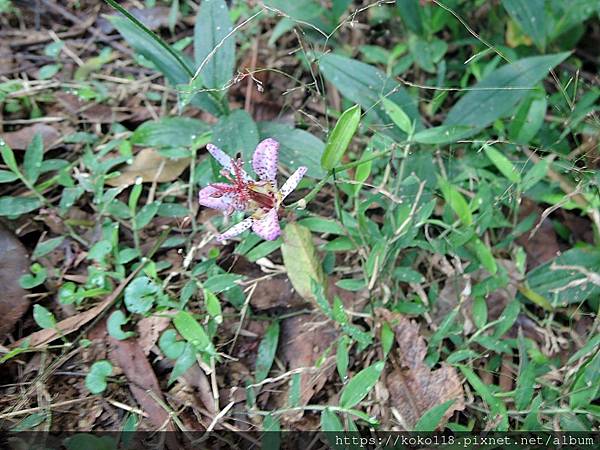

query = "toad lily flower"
199;138;307;242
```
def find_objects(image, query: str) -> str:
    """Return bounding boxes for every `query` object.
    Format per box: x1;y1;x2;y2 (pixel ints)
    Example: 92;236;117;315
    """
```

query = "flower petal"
252;138;279;182
217;217;254;242
252;208;281;241
206;143;250;180
279;166;307;201
198;184;233;211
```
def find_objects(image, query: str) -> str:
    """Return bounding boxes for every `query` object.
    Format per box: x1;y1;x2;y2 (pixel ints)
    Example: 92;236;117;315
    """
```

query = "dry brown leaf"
105;148;190;187
108;336;175;431
279;313;337;413
378;309;464;430
2;124;60;150
516;198;560;270
12;268;141;348
0;224;30;337
136;314;172;355
55;92;129;123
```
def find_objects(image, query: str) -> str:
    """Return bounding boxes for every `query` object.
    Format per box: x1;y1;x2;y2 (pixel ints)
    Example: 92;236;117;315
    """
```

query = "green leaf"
204;289;223;324
437;176;473;226
522;158;549;191
382;98;412;134
87;240;113;262
408;35;447;73
0;140;19;174
339;361;385;408
107;310;135;340
336;335;350;380
318;53;421;131
23;133;44;184
204;273;244;293
321;104;361;170
395;0;423;34
508;92;547;144
193;0;235;91
393;267;425;283
85;360;113;394
483;145;521;184
0;196;43;217
159;329;185;359
381;322;394;358
445;53;570;135
569;352;600;409
20;263;47;289
213;110;260;165
134;202;160;230
38;64;61;79
514;333;535;410
255;321;280;382
169;343;197;385
124;276;159;314
0;170;18;183
414;399;456;431
412;125;472;145
459;365;508;430
131;117;209;148
32;236;64;259
33;304;56;329
469;237;498;275
173;310;217;356
258;121;325;177
320;408;344;431
281;223;326;301
501;0;546;49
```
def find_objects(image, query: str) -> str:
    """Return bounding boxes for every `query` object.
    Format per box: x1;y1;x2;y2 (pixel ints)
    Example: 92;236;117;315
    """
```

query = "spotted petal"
279;166;307;201
252;208;281;241
217;217;254;241
198;184;234;211
206;143;250;180
252;138;279;182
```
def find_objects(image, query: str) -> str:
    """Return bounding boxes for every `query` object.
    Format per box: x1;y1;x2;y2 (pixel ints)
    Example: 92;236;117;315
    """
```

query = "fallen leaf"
105;148;190;187
181;364;217;415
0;224;30;337
2;124;60;150
279;313;338;414
108;335;175;431
378;309;464;430
13;268;142;348
281;223;326;303
55;92;129;123
136;314;172;355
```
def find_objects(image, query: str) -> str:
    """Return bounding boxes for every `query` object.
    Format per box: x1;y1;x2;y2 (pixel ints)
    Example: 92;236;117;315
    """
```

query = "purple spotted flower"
198;138;307;241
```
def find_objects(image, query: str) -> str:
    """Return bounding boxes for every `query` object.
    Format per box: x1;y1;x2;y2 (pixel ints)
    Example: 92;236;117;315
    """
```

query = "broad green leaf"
414;399;456;431
380;322;394;358
437;176;473;226
445;53;570;135
412;125;472;145
257;121;325;177
298;217;345;235
514;333;535;410
336;335;350;380
173;310;216;355
124;276;159;314
262;414;281;450
204;273;244;293
23;133;44;184
522;158;549;191
159;329;186;359
508;93;547;144
0;140;19;174
194;0;235;91
33;304;55;329
393;267;424;283
339;361;385;408
483;145;521;183
0;196;42;217
204;289;223;324
469;237;498;274
408;35;447;73
396;0;423;34
382;98;412;134
131;117;209;148
318;53;421;131
321;104;361;170
526;248;600;306
0;170;18;183
134;202;160;230
281;223;326;301
85;360;113;394
19;263;47;289
569;352;600;409
472;296;488;329
255;321;280;382
169;343;196;385
32;236;64;259
213;110;259;165
320;408;344;431
263;0;331;33
107;310;135;340
493;300;521;338
501;0;546;49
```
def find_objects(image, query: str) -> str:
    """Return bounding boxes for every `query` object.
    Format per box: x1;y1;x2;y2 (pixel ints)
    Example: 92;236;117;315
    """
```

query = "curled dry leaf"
378;308;465;430
2;124;60;150
105;148;190;187
136;314;172;355
0;224;30;337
